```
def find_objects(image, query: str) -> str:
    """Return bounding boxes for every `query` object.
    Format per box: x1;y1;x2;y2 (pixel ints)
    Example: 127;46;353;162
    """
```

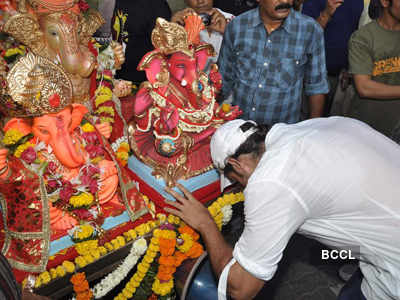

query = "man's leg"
337;268;367;300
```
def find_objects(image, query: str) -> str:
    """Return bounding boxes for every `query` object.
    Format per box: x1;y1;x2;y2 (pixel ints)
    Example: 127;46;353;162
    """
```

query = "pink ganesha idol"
0;53;146;273
129;16;241;186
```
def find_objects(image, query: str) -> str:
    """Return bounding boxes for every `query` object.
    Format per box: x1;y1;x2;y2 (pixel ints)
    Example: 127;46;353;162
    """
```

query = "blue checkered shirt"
218;8;329;124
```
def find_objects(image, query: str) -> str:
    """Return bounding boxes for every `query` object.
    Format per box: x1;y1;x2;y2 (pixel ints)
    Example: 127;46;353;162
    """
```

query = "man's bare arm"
353;74;400;99
308;94;325;118
165;184;265;299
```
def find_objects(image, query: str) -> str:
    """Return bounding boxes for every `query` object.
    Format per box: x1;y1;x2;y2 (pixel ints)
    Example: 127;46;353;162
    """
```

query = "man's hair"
223;121;271;174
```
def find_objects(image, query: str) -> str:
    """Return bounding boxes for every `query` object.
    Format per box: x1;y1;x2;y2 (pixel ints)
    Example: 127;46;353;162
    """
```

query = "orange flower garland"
70;272;93;300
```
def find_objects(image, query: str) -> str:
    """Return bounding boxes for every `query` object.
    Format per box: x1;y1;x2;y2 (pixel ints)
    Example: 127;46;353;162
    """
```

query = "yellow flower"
92;249;101;260
95;106;115;116
39;271;51;285
34;276;42;288
50;268;58;279
167;214;175;224
74;256;87;268
126;282;137;293
150;237;159;245
148;242;159;251
116;150;129;162
157;213;167;223
129;278;140;288
222;103;231;113
119;142;130;152
137;262;150;274
116;236;126;247
104;242;113;251
81;123;95;132
153;228;161;238
99;246;108;256
95;86;113;107
62;261;75;273
56;265;66;277
143;254;154;264
122;288;133;299
69;192;94;208
74;224;95;240
152;278;173;296
83;254;94;264
14;142;34;158
3;129;24;146
111;238;120;249
178;233;194;253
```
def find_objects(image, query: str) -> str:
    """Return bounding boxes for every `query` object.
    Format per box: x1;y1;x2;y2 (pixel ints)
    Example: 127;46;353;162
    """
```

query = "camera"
199;13;211;26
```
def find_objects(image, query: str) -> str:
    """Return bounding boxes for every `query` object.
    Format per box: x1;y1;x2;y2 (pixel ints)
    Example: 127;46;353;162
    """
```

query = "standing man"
348;0;400;141
171;0;234;69
302;0;364;116
165;117;400;300
217;0;329;124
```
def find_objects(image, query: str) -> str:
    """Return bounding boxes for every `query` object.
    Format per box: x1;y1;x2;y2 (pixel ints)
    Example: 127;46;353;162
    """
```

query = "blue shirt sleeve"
304;23;329;96
217;20;236;100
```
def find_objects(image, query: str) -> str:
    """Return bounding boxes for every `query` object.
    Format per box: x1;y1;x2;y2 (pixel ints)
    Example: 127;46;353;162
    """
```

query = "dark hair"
223;122;271;174
369;0;393;19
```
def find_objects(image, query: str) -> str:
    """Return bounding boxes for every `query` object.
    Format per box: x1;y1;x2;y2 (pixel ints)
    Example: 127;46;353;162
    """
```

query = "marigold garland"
70;273;93;300
30;193;245;298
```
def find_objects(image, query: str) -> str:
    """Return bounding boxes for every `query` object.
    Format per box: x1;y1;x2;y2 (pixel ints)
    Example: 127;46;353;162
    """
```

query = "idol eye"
176;64;185;68
48;29;57;36
39;129;49;135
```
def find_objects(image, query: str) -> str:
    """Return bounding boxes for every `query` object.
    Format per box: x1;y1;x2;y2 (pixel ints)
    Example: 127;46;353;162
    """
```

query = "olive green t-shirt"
348;20;400;138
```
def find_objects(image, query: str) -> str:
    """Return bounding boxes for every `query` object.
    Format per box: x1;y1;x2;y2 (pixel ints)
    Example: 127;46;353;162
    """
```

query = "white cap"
210;119;257;190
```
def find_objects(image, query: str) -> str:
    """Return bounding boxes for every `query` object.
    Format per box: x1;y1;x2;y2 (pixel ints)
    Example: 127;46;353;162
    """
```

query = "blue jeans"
337;268;367;300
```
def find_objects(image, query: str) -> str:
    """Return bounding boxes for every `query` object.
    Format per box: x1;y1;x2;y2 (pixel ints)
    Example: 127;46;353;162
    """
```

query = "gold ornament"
151;18;193;57
27;0;79;12
1;52;73;117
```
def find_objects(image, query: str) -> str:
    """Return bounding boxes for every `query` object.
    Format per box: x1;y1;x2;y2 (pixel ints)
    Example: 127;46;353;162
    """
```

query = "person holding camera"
171;0;234;69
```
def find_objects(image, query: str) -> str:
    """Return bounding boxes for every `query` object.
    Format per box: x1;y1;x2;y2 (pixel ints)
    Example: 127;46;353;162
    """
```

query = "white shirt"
219;117;400;300
199;9;233;71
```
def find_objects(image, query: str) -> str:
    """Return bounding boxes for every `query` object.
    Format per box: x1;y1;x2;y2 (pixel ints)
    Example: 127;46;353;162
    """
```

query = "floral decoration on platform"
30;192;245;299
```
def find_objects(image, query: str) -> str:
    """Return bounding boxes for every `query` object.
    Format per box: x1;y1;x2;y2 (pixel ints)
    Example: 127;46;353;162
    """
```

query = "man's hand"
208;8;227;34
323;0;344;17
171;8;196;26
113;80;132;98
164;184;215;233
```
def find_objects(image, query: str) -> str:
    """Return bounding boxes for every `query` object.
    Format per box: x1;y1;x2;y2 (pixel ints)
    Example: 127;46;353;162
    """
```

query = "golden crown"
152;18;193;57
27;0;79;12
0;52;73;118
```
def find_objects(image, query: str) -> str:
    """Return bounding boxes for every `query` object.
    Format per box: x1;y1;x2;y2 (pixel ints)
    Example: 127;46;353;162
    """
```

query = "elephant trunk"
51;128;86;169
58;37;96;78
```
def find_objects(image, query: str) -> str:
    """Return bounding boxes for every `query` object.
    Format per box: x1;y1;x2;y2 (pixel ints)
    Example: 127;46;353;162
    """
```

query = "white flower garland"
92;238;147;299
221;205;233;226
111;136;128;152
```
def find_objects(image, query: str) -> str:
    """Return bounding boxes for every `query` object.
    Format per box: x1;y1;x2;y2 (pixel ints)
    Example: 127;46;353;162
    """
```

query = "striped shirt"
218;8;329;124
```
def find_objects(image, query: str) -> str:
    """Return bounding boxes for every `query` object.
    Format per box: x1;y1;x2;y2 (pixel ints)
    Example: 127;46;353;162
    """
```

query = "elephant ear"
78;9;105;45
3;13;45;54
138;50;169;89
195;44;215;72
3;118;32;136
70;104;89;132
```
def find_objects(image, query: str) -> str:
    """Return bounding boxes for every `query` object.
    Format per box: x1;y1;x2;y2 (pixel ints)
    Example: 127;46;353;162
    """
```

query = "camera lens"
199;13;211;26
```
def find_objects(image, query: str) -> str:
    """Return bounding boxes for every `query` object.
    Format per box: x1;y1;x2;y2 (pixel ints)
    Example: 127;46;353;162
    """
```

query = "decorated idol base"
127;155;221;208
